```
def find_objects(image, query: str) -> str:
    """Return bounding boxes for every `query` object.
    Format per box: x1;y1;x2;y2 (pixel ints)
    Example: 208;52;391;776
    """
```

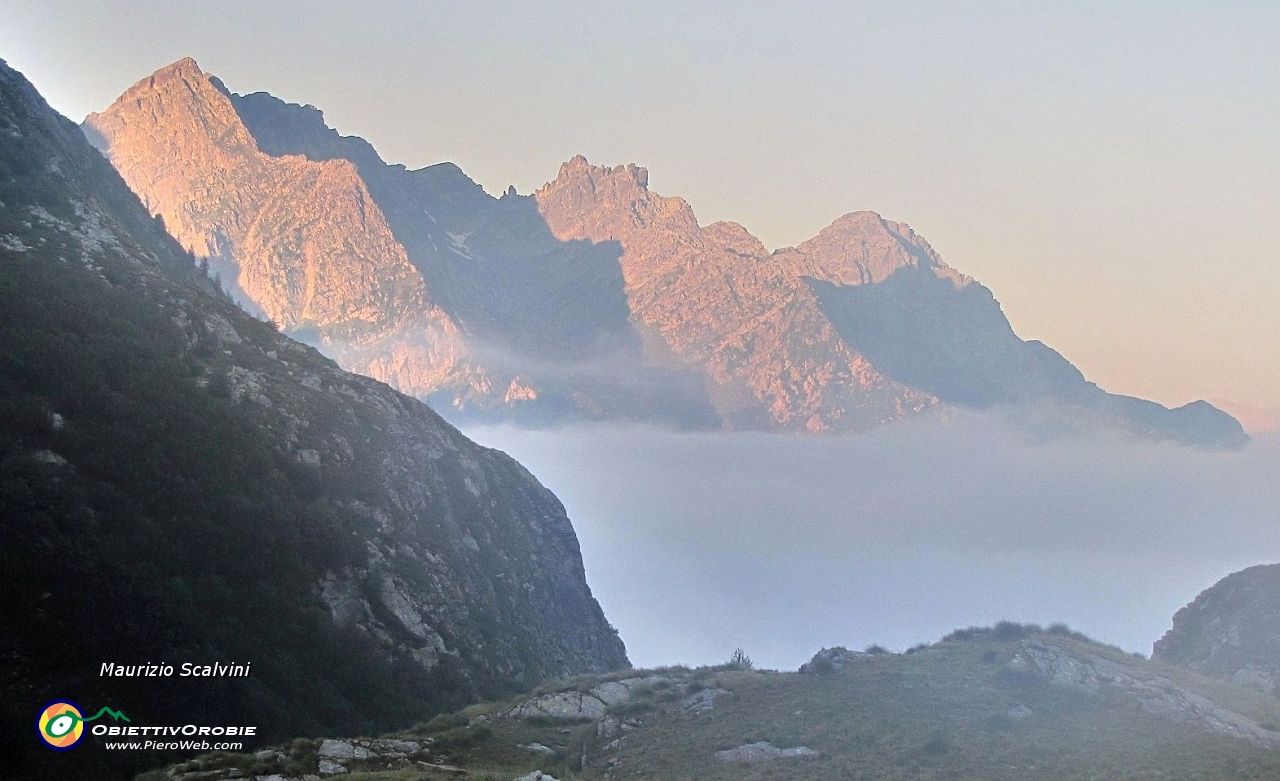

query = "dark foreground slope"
151;625;1280;781
0;59;625;780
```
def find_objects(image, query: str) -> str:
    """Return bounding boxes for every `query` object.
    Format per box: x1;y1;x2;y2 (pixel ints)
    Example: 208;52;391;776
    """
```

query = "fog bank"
464;417;1280;671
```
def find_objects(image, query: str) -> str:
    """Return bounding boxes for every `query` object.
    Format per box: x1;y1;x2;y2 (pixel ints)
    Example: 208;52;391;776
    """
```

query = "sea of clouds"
464;415;1280;670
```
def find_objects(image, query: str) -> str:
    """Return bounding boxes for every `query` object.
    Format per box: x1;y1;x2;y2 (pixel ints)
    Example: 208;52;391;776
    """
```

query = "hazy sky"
1;2;1278;418
467;421;1280;669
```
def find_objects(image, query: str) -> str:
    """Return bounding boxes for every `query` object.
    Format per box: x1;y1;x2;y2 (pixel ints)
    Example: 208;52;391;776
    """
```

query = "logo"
36;700;129;750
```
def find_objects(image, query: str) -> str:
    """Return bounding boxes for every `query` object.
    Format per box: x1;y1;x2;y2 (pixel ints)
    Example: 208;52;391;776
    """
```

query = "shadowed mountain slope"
0;57;625;781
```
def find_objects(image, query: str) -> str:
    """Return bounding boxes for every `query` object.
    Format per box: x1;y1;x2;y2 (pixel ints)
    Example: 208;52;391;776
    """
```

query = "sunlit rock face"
534;158;940;432
82;58;476;399
1155;565;1280;691
85;59;1246;446
533;156;1243;444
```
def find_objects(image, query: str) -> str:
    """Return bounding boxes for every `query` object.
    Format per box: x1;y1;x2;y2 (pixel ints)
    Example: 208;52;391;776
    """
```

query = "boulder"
715;741;818;763
799;646;870;674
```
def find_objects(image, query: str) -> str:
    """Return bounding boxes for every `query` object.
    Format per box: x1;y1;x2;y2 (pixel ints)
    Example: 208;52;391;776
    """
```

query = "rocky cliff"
534;157;1245;444
0;57;625;780
1153;564;1280;693
83;58;1246;447
81;58;477;398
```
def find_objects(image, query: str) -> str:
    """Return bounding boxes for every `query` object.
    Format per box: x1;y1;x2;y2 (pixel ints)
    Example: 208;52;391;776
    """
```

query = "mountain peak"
89;56;231;125
787;210;952;287
83;62;1248;447
141;56;206;89
164;56;203;76
537;155;689;242
555;154;649;191
813;211;924;248
828;209;887;228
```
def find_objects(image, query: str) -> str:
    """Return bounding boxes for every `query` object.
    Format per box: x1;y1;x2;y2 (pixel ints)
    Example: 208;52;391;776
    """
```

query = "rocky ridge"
1008;637;1280;750
86;60;712;428
534;157;1245;443
84;59;1246;447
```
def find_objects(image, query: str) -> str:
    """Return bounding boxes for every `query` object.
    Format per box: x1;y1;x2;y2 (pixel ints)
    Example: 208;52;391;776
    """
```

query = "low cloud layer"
464;417;1280;671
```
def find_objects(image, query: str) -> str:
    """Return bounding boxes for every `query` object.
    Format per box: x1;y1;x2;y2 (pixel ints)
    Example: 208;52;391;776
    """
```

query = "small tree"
727;647;754;670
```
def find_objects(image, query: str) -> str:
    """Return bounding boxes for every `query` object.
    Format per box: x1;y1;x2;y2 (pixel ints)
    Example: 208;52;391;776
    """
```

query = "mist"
462;416;1280;671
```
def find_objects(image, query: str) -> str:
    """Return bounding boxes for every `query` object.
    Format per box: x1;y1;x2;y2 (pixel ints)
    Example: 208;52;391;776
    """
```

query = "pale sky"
3;1;1278;420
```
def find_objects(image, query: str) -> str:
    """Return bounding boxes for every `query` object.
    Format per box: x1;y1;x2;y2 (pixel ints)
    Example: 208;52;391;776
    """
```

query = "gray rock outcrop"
508;691;608;721
715;741;819;763
507;675;674;721
799;646;871;674
1154;564;1280;693
681;687;729;713
1009;638;1280;751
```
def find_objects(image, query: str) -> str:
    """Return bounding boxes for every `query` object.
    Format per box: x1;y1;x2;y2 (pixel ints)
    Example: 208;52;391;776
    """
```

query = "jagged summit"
141;54;204;84
86;56;257;159
166;54;201;74
536;154;691;247
556;154;650;190
81;59;1248;446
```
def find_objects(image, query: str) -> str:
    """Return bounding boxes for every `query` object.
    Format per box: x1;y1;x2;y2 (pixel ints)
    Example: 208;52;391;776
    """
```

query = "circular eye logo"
37;700;84;750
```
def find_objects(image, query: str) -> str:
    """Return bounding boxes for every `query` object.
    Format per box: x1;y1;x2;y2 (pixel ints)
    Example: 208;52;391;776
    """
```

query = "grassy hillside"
149;625;1280;780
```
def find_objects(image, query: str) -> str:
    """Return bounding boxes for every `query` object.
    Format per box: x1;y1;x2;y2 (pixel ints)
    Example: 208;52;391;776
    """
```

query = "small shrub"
653;664;691;675
285;738;318;766
628;682;658;700
993;621;1041;641
608;700;656;717
809;657;835;674
411;711;468;734
432;723;493;752
864;644;890;655
1046;623;1096;643
727;648;754;670
942;626;984;642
